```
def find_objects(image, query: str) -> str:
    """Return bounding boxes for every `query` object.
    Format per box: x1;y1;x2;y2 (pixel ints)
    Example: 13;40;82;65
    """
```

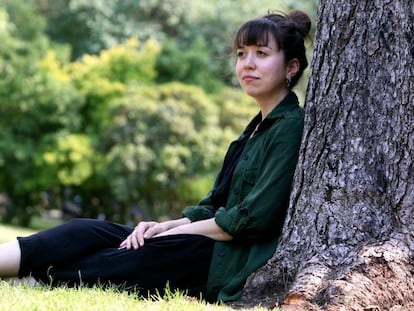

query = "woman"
0;9;311;303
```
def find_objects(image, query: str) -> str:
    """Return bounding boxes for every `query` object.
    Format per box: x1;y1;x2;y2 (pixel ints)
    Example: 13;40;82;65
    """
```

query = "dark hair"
233;9;311;89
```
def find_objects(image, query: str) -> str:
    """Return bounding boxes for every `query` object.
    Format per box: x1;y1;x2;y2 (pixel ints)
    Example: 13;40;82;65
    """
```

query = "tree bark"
240;1;414;310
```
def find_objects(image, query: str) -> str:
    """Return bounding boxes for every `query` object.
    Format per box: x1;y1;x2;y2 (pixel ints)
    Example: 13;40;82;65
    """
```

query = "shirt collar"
266;92;300;120
242;92;300;137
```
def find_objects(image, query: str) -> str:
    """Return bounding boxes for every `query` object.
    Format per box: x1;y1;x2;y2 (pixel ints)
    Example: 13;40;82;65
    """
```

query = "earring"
285;78;292;89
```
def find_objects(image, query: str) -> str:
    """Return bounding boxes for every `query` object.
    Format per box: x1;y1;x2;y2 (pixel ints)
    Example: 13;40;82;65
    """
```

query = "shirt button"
218;250;225;257
243;154;249;160
240;209;248;216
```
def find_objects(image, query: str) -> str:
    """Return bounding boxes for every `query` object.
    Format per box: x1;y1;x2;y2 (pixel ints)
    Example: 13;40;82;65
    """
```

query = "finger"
138;222;156;243
134;221;157;247
143;227;153;239
135;226;147;247
130;231;140;250
137;230;145;247
119;240;126;248
119;236;130;249
144;226;159;239
144;223;164;239
125;235;132;249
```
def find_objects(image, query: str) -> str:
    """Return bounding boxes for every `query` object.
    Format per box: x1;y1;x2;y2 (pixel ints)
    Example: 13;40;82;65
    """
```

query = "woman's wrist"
158;218;232;241
163;217;191;230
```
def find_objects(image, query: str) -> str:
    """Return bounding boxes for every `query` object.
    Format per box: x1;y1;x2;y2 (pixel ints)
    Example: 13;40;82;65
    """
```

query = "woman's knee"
55;218;107;237
64;218;98;229
63;218;131;242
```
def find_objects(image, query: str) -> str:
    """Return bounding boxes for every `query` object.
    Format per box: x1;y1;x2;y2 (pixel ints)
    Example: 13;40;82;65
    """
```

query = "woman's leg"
0;240;21;276
35;234;215;298
17;218;133;278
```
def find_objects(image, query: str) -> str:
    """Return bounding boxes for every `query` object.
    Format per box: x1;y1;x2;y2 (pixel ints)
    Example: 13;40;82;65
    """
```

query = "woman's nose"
245;54;256;68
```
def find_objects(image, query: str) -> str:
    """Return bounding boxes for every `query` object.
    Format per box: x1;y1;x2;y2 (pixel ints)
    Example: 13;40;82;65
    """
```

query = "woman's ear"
286;58;300;80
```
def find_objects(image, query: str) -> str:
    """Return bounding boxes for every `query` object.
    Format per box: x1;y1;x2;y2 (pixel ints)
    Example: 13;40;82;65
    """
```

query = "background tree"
31;0;317;88
99;82;253;219
240;0;414;310
0;0;318;225
0;2;82;225
68;36;160;134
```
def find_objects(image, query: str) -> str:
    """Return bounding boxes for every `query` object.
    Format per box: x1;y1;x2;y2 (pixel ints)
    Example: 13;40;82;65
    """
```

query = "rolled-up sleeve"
182;204;216;222
182;190;217;221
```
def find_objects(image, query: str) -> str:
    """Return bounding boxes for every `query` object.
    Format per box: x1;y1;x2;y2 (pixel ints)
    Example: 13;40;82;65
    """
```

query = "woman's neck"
256;89;289;120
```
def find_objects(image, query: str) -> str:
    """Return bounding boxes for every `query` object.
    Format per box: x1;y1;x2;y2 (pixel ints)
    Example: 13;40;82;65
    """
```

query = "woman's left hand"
119;218;192;250
119;221;166;250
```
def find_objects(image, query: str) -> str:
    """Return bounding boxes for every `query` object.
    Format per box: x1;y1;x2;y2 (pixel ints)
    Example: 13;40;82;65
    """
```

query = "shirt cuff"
214;206;249;237
182;205;215;222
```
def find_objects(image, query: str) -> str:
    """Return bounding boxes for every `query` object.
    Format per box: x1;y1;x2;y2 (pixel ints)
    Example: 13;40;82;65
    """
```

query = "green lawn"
0;216;61;243
0;283;240;311
0;223;268;311
0;223;36;243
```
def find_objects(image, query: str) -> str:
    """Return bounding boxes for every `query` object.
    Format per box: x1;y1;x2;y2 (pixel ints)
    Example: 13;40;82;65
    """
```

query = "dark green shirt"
182;92;304;302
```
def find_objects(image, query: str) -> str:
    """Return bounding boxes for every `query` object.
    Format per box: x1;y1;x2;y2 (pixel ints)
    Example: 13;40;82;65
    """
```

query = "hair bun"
288;9;311;37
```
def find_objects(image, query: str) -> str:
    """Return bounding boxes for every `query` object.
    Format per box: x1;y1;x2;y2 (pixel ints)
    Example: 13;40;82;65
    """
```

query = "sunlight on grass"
0;216;63;243
0;282;266;311
0;223;36;243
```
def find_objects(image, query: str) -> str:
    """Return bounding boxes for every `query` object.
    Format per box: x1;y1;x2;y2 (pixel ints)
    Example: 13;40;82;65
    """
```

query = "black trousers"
17;219;215;297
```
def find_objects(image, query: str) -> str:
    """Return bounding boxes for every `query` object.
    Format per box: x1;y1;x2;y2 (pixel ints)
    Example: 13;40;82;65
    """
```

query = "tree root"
239;240;414;310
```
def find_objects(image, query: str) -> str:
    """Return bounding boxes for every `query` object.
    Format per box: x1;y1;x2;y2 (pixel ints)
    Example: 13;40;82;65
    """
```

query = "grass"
0;282;241;311
0;223;269;311
0;216;62;242
0;223;36;242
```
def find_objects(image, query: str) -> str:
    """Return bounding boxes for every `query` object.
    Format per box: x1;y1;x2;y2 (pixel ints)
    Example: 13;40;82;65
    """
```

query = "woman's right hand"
119;221;168;250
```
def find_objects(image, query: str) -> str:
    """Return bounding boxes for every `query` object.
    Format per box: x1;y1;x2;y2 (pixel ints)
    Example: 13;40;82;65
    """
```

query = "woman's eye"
257;50;266;56
236;51;245;57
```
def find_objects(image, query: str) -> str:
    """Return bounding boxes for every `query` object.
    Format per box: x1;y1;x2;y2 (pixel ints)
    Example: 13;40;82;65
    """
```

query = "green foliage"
71;37;160;86
213;88;259;132
32;0;122;59
0;0;47;50
31;0;318;87
101;82;227;217
0;0;317;224
69;37;160;133
0;4;83;225
156;38;223;93
39;134;94;186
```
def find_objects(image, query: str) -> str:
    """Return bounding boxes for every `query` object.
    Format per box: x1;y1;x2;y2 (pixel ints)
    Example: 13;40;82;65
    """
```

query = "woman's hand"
119;218;192;250
119;221;168;250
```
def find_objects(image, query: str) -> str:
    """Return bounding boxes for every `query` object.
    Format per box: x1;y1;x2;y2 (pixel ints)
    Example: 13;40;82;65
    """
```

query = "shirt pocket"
240;168;258;198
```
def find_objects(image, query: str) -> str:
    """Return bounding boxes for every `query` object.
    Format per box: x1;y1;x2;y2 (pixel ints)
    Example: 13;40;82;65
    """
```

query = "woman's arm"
120;217;233;250
120;217;192;250
155;218;233;241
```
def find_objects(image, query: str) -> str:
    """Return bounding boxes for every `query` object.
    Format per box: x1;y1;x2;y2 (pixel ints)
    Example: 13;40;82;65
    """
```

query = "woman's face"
235;36;288;103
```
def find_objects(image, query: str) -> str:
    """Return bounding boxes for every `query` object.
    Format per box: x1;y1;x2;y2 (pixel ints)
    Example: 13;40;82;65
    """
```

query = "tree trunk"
240;1;414;310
